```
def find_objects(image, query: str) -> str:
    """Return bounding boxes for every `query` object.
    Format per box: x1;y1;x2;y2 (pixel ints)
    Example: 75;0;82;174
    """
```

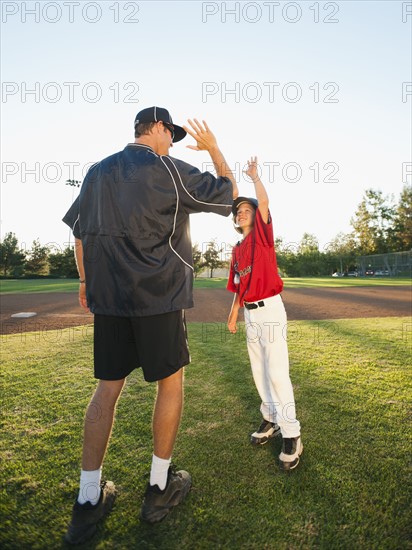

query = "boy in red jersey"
227;157;303;470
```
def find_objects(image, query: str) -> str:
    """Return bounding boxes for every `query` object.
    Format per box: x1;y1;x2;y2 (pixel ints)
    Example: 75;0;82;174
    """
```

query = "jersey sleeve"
62;195;81;239
254;208;274;247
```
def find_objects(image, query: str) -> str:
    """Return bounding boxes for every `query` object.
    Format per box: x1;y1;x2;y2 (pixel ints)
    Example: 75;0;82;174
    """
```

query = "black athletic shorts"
93;310;190;382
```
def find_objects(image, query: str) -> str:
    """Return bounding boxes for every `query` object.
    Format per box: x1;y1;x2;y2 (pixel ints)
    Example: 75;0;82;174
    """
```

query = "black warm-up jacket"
63;143;233;317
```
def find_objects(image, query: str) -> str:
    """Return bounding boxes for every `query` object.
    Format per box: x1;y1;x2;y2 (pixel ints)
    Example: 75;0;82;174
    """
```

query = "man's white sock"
150;454;171;491
77;468;102;505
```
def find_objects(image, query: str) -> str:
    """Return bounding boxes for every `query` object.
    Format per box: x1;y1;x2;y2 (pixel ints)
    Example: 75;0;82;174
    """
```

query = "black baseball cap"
232;196;258;216
134;106;186;143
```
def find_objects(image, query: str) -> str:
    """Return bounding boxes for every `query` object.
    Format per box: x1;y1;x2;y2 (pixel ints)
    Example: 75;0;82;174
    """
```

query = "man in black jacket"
63;107;238;544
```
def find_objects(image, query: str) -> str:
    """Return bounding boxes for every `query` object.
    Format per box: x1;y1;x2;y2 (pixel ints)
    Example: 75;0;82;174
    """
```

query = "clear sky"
1;0;411;256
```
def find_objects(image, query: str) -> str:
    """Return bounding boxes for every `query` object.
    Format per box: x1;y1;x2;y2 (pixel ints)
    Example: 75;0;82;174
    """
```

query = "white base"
11;312;37;318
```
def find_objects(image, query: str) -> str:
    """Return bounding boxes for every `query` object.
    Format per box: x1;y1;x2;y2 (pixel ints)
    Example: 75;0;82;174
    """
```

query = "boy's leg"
245;308;278;424
262;297;300;438
247;296;300;437
244;308;282;445
245;296;302;468
260;295;303;470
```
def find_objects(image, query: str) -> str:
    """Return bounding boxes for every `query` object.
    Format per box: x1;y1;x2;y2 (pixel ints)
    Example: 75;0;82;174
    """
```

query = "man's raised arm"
183;118;239;199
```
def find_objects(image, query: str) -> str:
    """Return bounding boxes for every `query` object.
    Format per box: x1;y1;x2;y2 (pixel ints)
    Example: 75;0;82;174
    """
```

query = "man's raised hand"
183;119;218;152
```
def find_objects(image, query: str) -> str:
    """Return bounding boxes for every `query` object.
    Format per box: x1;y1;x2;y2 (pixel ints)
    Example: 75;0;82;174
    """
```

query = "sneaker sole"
64;524;97;545
140;479;192;524
250;428;281;446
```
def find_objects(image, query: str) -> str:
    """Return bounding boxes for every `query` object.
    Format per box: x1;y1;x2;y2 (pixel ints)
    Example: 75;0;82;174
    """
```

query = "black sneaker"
250;419;281;445
279;436;303;471
140;467;191;524
64;480;117;545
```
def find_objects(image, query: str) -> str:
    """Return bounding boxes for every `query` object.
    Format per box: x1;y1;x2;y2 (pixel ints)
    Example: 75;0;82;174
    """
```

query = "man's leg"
65;379;125;545
82;378;126;470
152;369;183;459
141;368;191;523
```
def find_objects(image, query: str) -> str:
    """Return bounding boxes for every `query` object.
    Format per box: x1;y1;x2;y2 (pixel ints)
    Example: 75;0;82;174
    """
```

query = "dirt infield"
1;286;410;335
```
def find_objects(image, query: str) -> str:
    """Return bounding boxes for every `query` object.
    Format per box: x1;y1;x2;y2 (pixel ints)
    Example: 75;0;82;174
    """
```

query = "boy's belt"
244;300;265;310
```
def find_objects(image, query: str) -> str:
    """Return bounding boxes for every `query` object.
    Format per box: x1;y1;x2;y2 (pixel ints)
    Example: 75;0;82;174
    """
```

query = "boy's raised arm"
244;156;269;223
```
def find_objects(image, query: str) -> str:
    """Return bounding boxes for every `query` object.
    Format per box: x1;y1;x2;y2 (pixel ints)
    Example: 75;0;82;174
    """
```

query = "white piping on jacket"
72;215;79;236
163;155;232;209
128;143;158;157
160;156;193;270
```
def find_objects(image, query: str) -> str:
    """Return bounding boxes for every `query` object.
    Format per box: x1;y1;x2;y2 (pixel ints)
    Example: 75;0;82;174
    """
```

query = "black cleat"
250;419;281;445
279;436;303;471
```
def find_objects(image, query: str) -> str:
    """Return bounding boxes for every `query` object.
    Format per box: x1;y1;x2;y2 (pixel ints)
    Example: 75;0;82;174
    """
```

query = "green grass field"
194;277;411;289
0;279;82;294
0;276;410;294
1;317;411;549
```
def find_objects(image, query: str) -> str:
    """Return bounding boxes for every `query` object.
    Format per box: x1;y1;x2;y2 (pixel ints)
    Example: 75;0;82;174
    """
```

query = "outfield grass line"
283;277;411;288
0;279;80;294
1;276;411;294
195;277;412;289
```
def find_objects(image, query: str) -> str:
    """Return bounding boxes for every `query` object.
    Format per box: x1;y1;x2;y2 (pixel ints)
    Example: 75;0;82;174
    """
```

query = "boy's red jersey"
227;208;283;306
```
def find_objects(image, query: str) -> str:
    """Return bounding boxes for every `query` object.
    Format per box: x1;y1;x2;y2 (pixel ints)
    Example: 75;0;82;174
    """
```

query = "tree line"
1;186;410;278
194;185;411;277
0;235;226;279
0;236;78;278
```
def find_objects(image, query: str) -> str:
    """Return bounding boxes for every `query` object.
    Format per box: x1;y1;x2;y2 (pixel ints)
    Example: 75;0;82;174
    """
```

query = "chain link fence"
357;251;411;277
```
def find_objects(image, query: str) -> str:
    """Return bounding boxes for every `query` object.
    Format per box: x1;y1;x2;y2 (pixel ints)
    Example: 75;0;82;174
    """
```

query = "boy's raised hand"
244;156;259;182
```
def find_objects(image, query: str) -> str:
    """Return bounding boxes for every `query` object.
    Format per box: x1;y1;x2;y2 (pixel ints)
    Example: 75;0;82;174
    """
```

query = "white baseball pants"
244;294;301;438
